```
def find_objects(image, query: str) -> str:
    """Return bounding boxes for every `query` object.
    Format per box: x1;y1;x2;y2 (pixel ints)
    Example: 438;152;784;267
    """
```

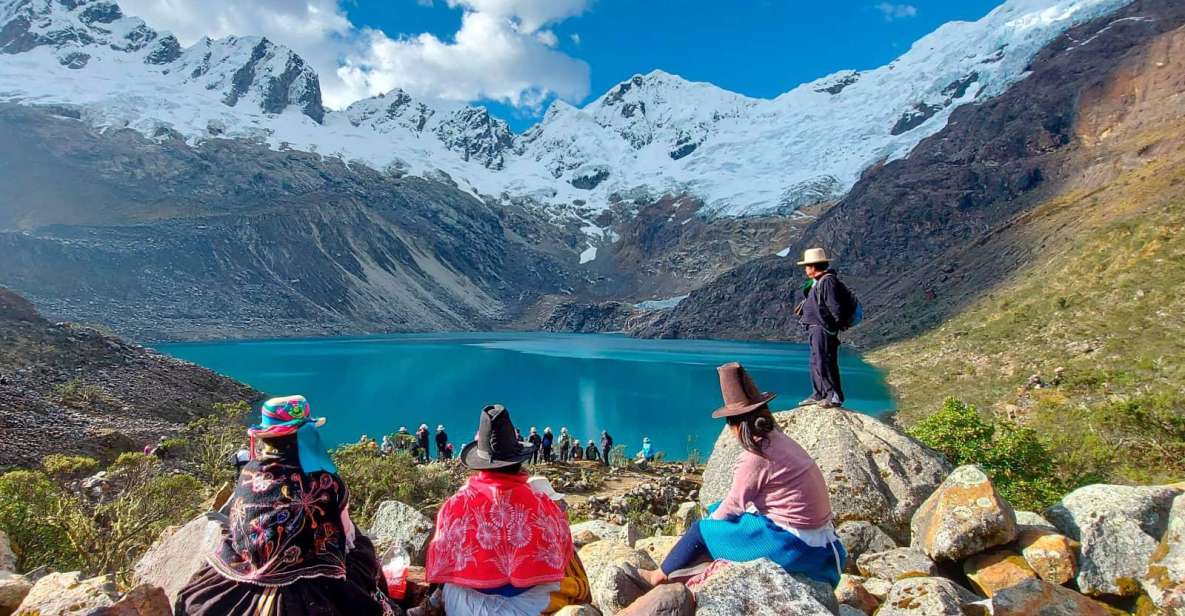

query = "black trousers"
809;325;844;404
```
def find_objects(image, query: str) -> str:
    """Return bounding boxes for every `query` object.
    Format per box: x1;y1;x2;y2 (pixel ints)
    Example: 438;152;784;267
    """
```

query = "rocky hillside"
637;0;1185;344
0;287;258;469
6;406;1183;615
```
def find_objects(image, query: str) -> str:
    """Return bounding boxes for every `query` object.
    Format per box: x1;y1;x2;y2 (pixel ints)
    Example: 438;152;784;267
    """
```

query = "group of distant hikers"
174;247;858;616
367;425;626;467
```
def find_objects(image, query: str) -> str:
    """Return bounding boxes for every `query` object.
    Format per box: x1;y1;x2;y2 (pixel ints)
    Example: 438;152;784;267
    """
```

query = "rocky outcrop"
1045;483;1182;596
988;578;1110;616
836;521;898;574
13;571;118;616
133;515;226;604
543;302;638;334
910;465;1017;561
874;577;981;616
580;542;655;616
854;548;937;582
0;287;259;469
1143;493;1185;611
700;406;949;543
368;501;436;565
692;559;837;616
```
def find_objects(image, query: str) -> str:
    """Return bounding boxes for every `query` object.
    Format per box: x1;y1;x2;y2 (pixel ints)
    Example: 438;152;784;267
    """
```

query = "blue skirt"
699;503;847;588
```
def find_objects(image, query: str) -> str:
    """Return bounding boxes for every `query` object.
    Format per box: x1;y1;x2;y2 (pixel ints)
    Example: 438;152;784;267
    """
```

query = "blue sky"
349;0;1003;130
121;0;1005;132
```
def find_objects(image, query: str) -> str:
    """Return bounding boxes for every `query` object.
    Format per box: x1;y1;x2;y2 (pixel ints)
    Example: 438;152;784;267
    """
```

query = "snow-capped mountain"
0;0;1135;218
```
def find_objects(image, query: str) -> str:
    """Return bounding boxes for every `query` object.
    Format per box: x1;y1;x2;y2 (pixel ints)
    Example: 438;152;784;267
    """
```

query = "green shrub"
909;398;1067;510
180;400;252;486
41;454;99;482
608;444;627;468
332;445;458;527
55;379;107;405
0;470;79;573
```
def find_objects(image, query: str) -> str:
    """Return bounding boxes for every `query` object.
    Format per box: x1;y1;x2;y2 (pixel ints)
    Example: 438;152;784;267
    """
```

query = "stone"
693;558;837;616
1014;511;1057;531
700;407;950;543
133;514;225;605
579;542;655;616
208;482;233;512
910;465;1017;561
836;521;898;573
1144;494;1185;610
837;606;865;616
91;584;171;616
0;532;14;573
13;571;118;616
1045;483;1182;596
572;520;641;548
674;502;701;535
635;536;681;565
617;583;694;616
875;577;983;616
555;606;602;616
962;549;1038;597
989;578;1110;616
855;548;937;582
1016;527;1077;585
861;577;892;601
0;571;32;616
368;500;436;565
835;575;879;615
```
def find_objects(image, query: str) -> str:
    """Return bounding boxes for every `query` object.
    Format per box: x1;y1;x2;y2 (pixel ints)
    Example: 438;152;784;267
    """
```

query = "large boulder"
700;407;949;543
0;571;32;616
989;578;1110;616
1144;493;1185;611
90;584;171;616
835;575;879;615
635;536;681;565
855;548;937;582
1014;511;1057;531
133;514;225;605
368;500;436;565
874;577;983;616
1015;527;1077;585
580;541;655;616
1045;483;1182;596
693;558;837;616
572;520;642;549
962;549;1038;597
13;571;118;616
617;584;694;616
910;465;1017;561
836;521;898;574
0;532;14;573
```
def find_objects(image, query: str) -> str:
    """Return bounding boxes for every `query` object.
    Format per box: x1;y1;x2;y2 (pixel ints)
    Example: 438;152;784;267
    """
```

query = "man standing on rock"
795;247;854;408
600;430;614;467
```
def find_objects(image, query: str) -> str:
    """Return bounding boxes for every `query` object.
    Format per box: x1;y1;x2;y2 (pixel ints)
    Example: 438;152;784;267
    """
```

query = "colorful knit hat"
249;395;323;438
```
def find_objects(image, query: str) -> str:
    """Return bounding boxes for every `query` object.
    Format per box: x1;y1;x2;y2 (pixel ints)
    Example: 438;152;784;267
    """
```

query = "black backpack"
819;273;863;330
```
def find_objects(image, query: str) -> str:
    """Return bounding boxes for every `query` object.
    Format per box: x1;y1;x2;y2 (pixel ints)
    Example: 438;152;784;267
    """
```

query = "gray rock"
0;531;14;573
133;514;225;605
837;521;898;573
90;583;172;616
837;606;866;616
989;578;1110;616
571;520;641;548
0;571;32;616
1045;483;1182;596
910;465;1017;562
856;548;938;582
368;500;436;565
13;571;118;616
616;582;694;616
1014;511;1056;531
875;577;983;616
554;606;602;616
674;502;701;535
1144;493;1185;610
580;542;656;616
700;407;950;543
693;558;837;616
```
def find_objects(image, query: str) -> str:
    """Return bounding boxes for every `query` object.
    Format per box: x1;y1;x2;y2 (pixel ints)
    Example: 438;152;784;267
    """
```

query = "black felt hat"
460;404;536;470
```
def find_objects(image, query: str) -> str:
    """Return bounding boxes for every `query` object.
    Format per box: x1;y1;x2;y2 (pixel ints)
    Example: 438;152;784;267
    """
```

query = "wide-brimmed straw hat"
796;247;832;266
712;362;777;418
249;395;325;438
460;404;536;470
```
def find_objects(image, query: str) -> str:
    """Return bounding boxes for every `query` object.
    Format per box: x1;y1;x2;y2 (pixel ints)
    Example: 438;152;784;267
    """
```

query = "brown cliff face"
637;0;1185;344
0;287;259;469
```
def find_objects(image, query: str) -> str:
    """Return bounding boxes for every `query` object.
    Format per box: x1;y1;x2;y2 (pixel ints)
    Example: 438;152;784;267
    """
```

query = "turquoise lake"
158;333;894;460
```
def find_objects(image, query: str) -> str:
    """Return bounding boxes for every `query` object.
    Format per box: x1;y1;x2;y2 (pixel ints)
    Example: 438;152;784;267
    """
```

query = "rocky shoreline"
5;406;1182;615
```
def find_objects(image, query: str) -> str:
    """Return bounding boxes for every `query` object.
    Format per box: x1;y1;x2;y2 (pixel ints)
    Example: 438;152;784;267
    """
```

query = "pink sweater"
710;431;833;529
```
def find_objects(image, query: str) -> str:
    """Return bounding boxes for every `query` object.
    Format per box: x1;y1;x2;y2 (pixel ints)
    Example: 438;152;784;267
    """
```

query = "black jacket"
799;270;845;333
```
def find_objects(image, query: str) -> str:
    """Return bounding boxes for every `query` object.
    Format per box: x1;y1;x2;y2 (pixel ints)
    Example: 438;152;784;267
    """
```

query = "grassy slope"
870;126;1185;487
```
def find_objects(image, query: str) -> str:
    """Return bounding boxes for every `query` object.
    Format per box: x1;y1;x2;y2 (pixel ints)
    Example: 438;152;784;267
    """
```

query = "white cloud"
117;0;591;111
874;3;918;22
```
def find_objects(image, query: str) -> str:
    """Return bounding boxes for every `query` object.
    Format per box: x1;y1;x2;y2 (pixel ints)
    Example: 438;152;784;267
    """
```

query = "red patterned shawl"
426;471;573;589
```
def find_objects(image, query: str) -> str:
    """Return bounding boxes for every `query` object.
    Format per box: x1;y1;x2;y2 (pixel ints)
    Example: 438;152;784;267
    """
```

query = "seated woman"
637;363;846;588
424;404;575;616
176;395;401;616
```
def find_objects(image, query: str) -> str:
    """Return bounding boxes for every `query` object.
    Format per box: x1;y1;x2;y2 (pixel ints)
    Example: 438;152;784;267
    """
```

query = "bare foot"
640;568;668;587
